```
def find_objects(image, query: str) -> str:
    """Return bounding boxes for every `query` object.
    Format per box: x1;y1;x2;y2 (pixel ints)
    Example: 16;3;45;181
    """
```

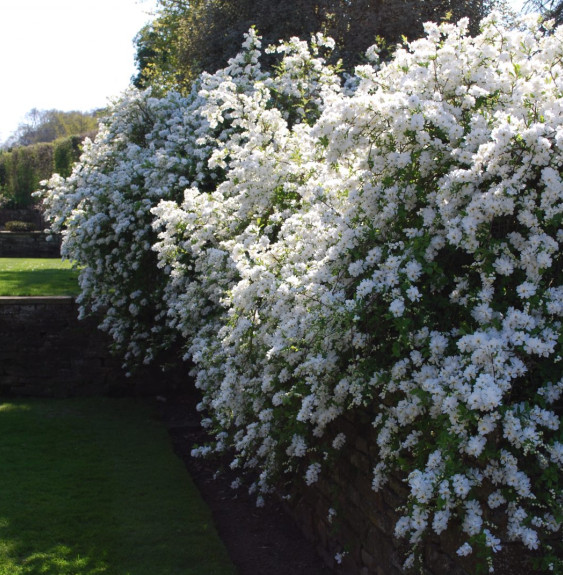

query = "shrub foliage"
0;136;86;208
4;220;36;232
39;13;563;573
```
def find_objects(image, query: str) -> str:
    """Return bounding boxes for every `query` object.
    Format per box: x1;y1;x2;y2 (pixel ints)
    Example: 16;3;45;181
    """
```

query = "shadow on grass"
0;398;237;575
0;269;80;296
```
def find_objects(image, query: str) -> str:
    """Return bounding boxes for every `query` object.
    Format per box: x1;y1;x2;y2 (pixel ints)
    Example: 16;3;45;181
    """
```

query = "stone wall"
285;413;408;575
0;231;61;257
284;412;529;575
0;296;187;397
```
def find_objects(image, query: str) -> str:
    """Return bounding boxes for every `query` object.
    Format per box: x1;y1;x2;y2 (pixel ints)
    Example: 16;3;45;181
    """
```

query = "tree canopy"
525;0;563;23
4;109;99;149
133;0;502;92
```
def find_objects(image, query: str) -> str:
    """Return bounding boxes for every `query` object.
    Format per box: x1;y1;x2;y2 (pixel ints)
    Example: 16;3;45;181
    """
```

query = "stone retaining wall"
0;296;186;397
285;412;528;575
284;413;467;575
0;231;61;258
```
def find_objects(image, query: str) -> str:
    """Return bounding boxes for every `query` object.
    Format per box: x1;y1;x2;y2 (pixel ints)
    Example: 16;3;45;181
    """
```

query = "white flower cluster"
37;88;199;366
39;16;562;572
37;32;266;367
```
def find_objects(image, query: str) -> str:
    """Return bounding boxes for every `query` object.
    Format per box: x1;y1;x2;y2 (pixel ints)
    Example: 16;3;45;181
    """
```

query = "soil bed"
156;393;333;575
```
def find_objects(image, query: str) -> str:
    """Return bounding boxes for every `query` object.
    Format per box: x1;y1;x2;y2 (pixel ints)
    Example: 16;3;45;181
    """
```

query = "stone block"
0;297;187;397
0;231;62;257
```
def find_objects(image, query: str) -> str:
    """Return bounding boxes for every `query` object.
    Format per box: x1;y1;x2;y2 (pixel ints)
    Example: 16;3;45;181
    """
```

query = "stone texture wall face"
0;231;61;257
0;297;185;397
285;413;477;575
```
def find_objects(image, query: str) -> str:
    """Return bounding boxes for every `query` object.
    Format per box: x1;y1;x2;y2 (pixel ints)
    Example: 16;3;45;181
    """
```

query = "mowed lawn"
0;258;80;296
0;398;237;575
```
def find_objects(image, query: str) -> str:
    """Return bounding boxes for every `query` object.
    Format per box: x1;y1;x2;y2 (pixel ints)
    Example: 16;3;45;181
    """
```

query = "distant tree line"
0;109;98;208
3;108;98;149
133;0;504;92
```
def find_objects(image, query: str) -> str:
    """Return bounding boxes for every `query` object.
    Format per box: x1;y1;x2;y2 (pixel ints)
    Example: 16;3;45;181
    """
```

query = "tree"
524;0;563;23
134;0;501;93
4;109;99;148
133;3;187;91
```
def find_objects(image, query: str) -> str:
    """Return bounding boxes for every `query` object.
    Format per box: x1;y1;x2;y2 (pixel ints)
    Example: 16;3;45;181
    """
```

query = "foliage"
0;258;80;296
38;32;337;369
133;0;504;92
0;136;86;208
3;108;98;149
0;398;236;575
524;0;563;23
40;14;563;573
37;86;212;368
53;136;84;178
133;1;187;93
3;220;35;231
0;143;51;208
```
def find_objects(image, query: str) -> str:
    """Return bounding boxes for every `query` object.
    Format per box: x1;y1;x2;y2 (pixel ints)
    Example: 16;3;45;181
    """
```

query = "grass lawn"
0;258;80;296
0;398;237;575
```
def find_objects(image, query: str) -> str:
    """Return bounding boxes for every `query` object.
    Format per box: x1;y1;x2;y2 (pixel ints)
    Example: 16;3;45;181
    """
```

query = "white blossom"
37;16;563;573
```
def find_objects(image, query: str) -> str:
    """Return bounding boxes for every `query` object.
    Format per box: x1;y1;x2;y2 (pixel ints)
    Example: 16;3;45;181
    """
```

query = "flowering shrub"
36;32;267;367
37;89;188;366
40;15;562;573
324;16;563;570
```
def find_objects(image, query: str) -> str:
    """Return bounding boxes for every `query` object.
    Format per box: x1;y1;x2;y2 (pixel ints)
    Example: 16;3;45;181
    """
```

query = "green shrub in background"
4;220;36;232
0;150;12;207
0;136;86;208
53;136;83;178
14;144;51;207
0;159;8;206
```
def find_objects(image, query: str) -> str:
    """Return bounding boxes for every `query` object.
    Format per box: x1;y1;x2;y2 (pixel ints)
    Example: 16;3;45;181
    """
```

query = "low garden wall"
285;412;410;575
0;296;186;397
285;414;529;575
0;231;61;257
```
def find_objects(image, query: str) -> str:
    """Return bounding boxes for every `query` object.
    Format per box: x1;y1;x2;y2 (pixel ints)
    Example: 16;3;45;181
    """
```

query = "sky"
0;0;157;144
0;0;529;146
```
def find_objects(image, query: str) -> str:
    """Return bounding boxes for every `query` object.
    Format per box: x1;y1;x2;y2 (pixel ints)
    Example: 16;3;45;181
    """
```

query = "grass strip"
0;258;80;296
0;398;237;575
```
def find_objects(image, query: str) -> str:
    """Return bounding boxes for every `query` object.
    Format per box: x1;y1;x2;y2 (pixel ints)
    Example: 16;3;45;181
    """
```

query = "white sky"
0;0;157;144
0;0;528;145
